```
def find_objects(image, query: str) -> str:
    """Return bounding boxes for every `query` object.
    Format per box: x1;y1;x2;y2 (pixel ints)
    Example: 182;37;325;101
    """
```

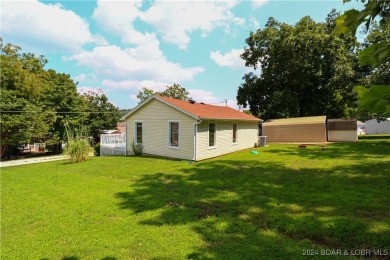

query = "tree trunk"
0;144;7;160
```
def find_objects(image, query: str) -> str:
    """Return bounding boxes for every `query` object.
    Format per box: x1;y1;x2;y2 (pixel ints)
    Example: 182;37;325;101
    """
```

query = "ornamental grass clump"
63;123;93;163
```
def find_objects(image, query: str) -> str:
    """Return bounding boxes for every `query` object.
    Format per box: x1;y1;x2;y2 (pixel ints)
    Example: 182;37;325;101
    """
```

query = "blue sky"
2;0;364;109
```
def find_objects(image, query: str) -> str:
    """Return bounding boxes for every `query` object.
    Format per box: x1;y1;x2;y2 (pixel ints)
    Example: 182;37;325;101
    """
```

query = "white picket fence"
100;133;126;156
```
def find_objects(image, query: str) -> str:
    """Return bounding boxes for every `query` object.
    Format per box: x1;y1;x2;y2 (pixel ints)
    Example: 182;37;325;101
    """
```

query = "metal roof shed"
327;119;357;142
262;116;327;143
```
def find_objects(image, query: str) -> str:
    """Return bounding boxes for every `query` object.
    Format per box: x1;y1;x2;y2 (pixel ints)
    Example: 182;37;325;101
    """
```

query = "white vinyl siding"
125;99;195;160
197;120;258;161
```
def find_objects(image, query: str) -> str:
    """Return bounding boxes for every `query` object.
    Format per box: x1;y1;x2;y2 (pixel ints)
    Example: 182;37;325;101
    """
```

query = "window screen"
170;122;179;147
233;123;237;143
209;123;216;147
136;122;142;144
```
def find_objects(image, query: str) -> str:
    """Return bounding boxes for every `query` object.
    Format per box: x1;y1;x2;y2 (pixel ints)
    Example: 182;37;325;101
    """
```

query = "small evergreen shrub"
131;142;143;156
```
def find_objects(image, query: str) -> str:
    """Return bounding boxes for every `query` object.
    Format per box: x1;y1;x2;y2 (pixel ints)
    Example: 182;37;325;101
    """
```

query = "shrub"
94;142;101;156
63;123;93;163
131;142;143;156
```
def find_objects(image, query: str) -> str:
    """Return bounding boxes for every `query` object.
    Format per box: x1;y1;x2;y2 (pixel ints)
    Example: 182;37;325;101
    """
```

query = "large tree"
0;40;120;157
41;69;88;148
0;40;56;157
335;0;390;118
82;89;120;137
237;14;361;119
136;84;190;103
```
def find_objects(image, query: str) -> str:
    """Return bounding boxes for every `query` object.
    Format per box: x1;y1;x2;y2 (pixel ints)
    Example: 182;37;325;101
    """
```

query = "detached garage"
262;116;327;143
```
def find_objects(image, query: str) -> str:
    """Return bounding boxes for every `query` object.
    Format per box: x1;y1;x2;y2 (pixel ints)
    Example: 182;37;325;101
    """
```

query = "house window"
135;122;143;144
233;123;237;143
209;123;216;147
169;122;179;147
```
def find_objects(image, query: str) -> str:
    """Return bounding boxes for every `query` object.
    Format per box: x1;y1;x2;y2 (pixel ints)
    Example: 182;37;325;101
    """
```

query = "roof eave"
154;96;200;120
200;117;261;121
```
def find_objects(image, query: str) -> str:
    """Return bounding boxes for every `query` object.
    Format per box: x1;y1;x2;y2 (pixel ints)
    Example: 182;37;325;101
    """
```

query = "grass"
1;136;389;259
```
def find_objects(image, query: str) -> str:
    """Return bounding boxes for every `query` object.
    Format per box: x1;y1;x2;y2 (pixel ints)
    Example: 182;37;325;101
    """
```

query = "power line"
0;111;120;114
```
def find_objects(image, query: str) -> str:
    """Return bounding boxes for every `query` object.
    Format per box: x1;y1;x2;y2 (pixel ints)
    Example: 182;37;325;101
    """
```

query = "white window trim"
232;122;238;145
168;120;180;149
134;120;143;144
208;121;217;149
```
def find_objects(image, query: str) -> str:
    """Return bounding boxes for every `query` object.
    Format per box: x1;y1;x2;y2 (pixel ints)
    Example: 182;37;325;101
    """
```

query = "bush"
63;123;93;163
131;142;143;156
94;142;101;156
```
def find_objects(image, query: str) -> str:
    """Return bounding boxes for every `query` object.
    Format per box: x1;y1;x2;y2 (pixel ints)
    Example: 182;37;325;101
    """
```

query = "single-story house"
262;116;327;143
365;118;390;134
327;119;357;142
121;95;260;161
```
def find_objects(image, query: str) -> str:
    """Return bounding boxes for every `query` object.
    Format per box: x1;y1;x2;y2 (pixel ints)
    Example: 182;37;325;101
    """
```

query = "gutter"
193;119;203;161
125;122;128;156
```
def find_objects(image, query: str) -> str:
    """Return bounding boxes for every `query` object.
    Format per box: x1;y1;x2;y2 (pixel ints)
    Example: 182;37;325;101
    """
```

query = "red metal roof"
157;96;260;121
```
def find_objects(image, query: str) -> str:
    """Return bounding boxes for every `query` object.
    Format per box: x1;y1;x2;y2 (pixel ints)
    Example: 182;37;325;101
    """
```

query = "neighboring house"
262;116;327;143
357;121;365;135
116;122;126;133
365;118;390;134
327;119;357;142
121;95;260;161
101;129;123;135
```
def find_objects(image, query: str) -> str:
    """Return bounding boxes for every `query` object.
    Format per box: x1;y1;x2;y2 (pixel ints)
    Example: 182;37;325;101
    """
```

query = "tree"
0;40;120;157
0;90;55;157
237;14;360;119
334;0;389;67
160;84;190;100
82;89;120;137
334;0;390;118
136;87;157;103
136;84;190;103
41;69;88;149
0;40;56;157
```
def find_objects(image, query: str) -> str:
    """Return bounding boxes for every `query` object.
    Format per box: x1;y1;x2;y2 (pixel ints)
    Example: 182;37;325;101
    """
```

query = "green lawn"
1;136;390;259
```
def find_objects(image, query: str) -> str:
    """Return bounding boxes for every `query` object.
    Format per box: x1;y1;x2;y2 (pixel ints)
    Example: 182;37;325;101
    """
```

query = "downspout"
193;119;203;161
125;122;128;156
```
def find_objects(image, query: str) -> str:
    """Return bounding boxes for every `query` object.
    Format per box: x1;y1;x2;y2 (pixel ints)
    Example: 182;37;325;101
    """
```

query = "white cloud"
188;90;240;110
250;16;260;30
210;49;246;70
188;89;220;104
214;99;240;110
102;80;167;92
140;0;241;49
252;0;269;9
93;0;155;45
70;44;204;83
224;17;246;36
1;0;103;53
73;73;96;83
